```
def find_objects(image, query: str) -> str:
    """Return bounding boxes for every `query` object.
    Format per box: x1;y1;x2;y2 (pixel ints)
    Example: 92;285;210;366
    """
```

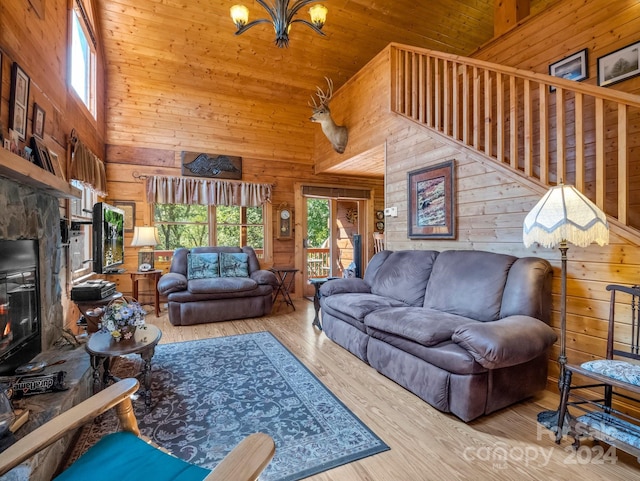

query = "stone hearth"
0;176;92;481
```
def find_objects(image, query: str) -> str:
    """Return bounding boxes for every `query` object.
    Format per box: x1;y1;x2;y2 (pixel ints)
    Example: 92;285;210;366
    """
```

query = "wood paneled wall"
103;145;384;297
0;0;106;162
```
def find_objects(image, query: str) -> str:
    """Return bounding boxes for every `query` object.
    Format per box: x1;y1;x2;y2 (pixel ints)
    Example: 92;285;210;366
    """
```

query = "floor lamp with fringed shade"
523;183;609;427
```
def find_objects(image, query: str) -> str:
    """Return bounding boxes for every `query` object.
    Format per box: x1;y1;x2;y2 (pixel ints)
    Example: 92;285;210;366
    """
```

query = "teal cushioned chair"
0;379;275;481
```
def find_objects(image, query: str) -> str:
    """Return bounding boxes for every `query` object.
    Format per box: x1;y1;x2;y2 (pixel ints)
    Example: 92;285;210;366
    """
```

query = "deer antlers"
308;77;335;109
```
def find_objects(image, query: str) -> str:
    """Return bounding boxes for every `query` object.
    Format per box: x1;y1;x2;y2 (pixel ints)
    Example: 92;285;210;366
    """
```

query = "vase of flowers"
100;297;147;342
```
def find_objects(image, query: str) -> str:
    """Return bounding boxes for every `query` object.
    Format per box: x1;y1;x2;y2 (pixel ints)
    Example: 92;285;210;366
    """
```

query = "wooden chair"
0;378;276;481
373;232;385;253
556;284;640;458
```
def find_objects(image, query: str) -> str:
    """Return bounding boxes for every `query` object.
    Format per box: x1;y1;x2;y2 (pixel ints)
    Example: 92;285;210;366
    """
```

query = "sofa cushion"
451;315;557;369
369;250;439;307
364;307;473;347
219;252;249;277
424;250;516;322
187;253;219;280
322;293;406;331
187;277;257;294
367;330;487;375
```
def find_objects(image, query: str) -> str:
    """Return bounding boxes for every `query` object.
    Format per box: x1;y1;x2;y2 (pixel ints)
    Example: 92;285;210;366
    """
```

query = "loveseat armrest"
251;269;278;287
451;315;557;369
319;278;371;297
158;272;188;295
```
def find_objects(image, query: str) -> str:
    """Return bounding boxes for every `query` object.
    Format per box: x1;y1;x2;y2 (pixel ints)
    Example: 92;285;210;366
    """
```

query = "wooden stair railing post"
575;92;585;192
618;104;628;225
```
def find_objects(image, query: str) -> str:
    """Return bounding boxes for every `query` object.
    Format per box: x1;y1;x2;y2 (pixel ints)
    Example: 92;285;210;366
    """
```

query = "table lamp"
523;183;609;428
131;226;160;271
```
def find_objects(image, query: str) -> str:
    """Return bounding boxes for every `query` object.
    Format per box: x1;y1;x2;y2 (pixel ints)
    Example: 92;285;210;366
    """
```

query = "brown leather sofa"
157;246;277;326
319;249;556;421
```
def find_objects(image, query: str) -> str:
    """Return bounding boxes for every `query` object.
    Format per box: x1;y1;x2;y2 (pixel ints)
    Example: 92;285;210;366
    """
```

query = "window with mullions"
154;204;265;257
70;1;97;117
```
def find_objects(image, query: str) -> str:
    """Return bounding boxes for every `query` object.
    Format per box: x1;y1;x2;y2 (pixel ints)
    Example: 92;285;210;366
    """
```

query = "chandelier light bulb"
230;4;249;29
309;4;327;29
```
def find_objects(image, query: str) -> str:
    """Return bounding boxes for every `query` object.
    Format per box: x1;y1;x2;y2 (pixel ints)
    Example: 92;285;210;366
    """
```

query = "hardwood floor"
148;300;640;480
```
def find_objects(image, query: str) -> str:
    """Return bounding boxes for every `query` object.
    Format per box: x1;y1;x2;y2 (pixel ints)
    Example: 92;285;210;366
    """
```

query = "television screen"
93;202;125;274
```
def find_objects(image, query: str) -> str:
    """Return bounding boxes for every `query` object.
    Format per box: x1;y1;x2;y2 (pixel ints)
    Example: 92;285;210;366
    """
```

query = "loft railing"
390;43;640;232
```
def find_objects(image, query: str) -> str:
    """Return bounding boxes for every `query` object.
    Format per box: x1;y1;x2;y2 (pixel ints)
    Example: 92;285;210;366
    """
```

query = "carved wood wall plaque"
181;152;242;179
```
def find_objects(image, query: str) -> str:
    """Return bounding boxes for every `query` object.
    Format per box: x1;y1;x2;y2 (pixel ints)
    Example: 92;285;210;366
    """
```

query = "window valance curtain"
69;130;107;195
145;175;272;207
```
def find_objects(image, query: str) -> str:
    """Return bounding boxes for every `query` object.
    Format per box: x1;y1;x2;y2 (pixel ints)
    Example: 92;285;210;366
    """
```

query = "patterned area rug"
69;331;389;480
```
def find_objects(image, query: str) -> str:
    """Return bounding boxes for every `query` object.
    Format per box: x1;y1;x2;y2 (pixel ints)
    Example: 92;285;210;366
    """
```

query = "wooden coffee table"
86;324;162;409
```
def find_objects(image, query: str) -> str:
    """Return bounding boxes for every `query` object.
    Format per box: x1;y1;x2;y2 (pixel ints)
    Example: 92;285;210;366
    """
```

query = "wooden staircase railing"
390;43;640;232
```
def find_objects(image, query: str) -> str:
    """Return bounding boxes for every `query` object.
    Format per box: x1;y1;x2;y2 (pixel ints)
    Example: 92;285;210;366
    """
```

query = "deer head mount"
309;77;348;154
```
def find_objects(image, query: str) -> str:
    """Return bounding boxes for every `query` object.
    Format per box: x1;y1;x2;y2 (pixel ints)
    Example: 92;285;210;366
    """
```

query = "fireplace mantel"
0;148;80;199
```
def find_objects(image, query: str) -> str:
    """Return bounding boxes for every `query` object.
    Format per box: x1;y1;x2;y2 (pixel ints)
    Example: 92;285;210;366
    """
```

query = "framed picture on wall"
549;49;588;92
32;103;46;139
9;63;30;141
407;160;456;239
597;40;640;87
114;201;136;232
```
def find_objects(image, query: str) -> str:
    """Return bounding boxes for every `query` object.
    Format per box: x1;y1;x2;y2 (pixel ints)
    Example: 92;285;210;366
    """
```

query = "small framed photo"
33;103;46;139
9;63;30;141
48;149;66;180
549;49;588;92
597;41;640;87
407;160;456;239
30;136;54;173
114;201;136;232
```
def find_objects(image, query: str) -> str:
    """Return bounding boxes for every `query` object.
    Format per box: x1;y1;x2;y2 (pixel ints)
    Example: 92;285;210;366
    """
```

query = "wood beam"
494;0;530;37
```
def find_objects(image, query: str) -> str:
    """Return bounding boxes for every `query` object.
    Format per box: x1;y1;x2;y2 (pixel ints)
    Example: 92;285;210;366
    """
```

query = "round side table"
86;324;162;409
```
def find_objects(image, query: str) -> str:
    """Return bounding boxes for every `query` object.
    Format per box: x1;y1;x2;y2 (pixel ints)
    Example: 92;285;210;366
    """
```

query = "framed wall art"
9;63;30;141
30;136;53;173
597;40;640;87
48;149;66;180
33;103;46;139
549;49;588;92
407;160;456;239
114;201;136;232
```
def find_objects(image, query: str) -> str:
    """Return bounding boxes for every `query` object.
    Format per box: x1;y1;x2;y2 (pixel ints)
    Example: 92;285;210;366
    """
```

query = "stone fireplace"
0;176;64;374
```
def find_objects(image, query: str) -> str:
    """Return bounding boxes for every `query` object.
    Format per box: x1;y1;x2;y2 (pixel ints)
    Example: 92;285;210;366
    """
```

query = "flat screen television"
93;202;125;274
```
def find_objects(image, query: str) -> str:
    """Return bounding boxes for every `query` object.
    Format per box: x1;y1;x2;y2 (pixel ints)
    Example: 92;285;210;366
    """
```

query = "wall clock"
277;205;292;239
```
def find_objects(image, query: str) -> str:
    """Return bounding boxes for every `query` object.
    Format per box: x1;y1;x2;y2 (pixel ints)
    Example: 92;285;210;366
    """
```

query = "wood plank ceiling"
95;0;555;175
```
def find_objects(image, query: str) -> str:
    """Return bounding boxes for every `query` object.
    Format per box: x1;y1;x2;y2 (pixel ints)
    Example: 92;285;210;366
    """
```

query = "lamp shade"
523;184;609;248
230;4;249;28
131;226;160;248
309;4;327;28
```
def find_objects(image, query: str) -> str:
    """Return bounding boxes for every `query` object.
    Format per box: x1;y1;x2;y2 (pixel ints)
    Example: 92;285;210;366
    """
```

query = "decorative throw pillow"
187;253;219;280
220;252;249;278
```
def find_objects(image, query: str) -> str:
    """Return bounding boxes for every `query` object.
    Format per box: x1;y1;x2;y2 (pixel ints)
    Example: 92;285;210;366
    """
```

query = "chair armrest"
250;269;278;287
319;278;371;297
204;432;275;481
0;379;140;477
158;272;188;295
451;316;557;369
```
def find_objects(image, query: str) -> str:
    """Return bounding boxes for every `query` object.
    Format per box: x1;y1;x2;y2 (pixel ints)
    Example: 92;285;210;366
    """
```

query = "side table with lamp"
130;226;162;315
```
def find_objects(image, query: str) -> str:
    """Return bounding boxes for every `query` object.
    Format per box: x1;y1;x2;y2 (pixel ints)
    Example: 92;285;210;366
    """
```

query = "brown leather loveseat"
157;246;277;326
319;249;556;421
